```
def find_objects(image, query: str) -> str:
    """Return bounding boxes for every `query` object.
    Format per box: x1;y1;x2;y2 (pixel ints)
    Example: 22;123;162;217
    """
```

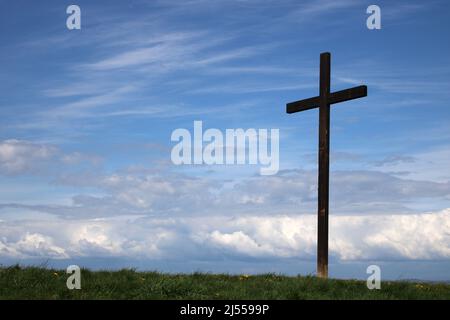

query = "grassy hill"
1;265;449;299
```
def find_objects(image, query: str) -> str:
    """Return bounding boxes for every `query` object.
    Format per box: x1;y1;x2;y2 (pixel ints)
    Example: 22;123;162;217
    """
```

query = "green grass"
0;265;449;299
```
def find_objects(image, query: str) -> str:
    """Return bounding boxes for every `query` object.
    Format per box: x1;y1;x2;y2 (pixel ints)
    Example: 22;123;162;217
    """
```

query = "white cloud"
194;209;450;261
0;140;102;176
0;140;56;175
0;209;449;261
207;230;274;257
0;232;67;259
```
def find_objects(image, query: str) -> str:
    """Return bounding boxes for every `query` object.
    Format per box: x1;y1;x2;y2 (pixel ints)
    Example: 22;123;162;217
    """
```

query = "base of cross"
286;52;367;279
318;262;328;279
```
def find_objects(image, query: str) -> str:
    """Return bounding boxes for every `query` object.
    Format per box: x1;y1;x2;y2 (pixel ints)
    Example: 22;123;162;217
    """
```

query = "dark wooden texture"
317;52;330;279
286;86;367;114
285;53;367;278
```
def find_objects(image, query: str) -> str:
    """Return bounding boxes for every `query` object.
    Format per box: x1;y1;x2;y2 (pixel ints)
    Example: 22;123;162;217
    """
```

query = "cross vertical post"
317;52;330;278
285;52;367;279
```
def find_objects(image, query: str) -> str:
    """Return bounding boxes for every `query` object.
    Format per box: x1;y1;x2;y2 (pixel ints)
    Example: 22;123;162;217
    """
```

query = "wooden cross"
286;52;367;278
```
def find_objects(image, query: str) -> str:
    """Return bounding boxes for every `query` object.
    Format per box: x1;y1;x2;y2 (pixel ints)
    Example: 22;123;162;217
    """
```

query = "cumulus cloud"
0;209;449;262
0;216;172;260
195;210;450;261
0;232;67;259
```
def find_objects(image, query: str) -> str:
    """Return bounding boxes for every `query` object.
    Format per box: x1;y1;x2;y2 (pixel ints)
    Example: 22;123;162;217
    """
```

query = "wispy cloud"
79;30;264;73
188;82;315;94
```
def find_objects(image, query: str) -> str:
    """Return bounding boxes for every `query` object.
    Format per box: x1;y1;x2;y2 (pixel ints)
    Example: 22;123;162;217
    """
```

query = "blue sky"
1;0;450;281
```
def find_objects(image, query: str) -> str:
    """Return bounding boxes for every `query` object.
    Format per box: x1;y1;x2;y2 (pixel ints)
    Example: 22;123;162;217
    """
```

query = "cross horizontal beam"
286;85;367;114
